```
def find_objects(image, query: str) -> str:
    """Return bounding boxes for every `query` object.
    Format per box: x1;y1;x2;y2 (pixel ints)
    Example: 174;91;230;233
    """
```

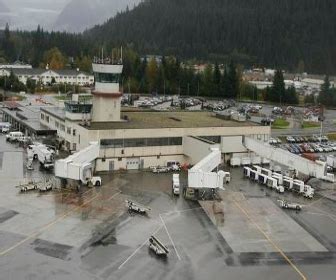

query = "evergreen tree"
285;86;299;104
213;62;221;96
318;75;331;106
221;67;230;98
227;61;239;98
146;58;158;93
270;69;286;103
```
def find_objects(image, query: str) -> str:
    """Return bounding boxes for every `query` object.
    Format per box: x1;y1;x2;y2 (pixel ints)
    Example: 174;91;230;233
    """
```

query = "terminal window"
101;137;182;148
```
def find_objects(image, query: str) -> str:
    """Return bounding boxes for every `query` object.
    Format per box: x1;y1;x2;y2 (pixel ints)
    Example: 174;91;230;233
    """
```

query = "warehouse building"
40;58;271;171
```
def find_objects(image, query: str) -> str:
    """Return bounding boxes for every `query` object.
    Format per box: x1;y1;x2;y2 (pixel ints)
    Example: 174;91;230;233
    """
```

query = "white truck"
303;185;314;199
223;171;231;183
35;145;55;169
172;174;180;195
292;179;314;198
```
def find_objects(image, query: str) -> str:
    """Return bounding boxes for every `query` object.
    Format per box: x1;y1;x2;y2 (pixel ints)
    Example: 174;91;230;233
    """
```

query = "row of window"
18;75;92;80
101;137;183;148
94;72;120;83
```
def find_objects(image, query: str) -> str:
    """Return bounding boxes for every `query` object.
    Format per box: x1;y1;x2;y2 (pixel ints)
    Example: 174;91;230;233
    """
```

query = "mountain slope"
87;0;336;73
54;0;142;33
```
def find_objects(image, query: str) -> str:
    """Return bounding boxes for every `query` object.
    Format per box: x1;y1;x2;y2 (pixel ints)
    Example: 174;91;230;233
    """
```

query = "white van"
172;174;180;195
6;132;24;142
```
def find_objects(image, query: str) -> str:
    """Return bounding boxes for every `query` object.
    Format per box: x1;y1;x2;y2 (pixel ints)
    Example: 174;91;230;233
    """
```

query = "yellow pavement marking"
233;200;307;280
0;189;121;257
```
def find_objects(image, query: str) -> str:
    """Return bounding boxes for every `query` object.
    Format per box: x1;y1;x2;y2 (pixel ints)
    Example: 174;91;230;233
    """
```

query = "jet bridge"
244;137;333;181
55;142;100;184
188;148;226;190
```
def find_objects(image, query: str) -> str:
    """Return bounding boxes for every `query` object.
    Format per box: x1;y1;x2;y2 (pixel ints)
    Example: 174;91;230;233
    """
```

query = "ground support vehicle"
126;200;151;214
90;176;102;187
20;182;38;192
278;200;302;211
172;174;180;195
152;166;170;173
149;235;169;256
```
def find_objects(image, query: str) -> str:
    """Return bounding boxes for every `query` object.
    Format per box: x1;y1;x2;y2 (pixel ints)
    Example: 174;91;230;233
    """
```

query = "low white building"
0;61;32;69
0;68;94;86
301;78;335;90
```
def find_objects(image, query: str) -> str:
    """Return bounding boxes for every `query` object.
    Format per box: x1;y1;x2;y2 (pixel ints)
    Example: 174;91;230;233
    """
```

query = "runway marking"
107;191;121;201
306;197;324;207
233;200;307;280
308;205;336;224
0;189;120;257
160;207;203;216
118;225;163;270
160;214;181;261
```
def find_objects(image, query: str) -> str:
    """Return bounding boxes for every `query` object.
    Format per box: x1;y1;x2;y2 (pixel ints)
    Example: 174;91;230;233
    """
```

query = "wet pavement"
1;134;336;279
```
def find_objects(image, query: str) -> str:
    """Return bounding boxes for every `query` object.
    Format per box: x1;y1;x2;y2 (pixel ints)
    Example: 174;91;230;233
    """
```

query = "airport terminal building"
40;59;271;171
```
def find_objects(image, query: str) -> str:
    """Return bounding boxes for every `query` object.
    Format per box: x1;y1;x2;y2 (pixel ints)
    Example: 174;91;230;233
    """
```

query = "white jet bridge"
55;142;100;184
244;137;334;181
188;148;226;190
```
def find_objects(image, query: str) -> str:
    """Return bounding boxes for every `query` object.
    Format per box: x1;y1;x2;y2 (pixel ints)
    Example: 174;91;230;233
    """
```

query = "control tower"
91;56;123;122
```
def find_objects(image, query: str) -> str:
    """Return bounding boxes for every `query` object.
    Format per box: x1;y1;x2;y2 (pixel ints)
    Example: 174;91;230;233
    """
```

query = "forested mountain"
1;0;336;74
54;0;142;32
87;0;336;74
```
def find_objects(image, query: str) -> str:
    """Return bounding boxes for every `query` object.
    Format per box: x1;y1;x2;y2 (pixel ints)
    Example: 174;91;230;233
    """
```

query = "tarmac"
0;134;336;279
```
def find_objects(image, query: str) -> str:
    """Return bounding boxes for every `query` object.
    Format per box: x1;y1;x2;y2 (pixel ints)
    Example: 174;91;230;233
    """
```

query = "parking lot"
1;134;336;279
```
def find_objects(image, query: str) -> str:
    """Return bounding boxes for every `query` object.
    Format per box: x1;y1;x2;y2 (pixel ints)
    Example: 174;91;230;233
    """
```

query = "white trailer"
250;169;258;181
283;178;294;191
243;167;251;178
257;173;268;185
292;180;305;194
230;157;241;167
327;155;336;170
260;167;272;177
241;157;251;166
251;156;262;165
266;177;278;189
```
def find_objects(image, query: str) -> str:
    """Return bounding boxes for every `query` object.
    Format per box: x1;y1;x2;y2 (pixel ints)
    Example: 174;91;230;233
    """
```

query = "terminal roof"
86;111;259;130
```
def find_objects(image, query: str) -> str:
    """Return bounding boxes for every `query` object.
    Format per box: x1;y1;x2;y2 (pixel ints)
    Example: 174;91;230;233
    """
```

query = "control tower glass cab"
91;57;123;122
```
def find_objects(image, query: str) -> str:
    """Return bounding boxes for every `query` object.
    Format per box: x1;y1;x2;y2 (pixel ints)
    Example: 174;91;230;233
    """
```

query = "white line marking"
118;225;162;270
160;207;203;216
108;191;121;201
159;214;181;261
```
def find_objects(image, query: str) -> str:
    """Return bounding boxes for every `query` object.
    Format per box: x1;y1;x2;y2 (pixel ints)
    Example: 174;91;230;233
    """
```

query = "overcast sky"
1;0;71;30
